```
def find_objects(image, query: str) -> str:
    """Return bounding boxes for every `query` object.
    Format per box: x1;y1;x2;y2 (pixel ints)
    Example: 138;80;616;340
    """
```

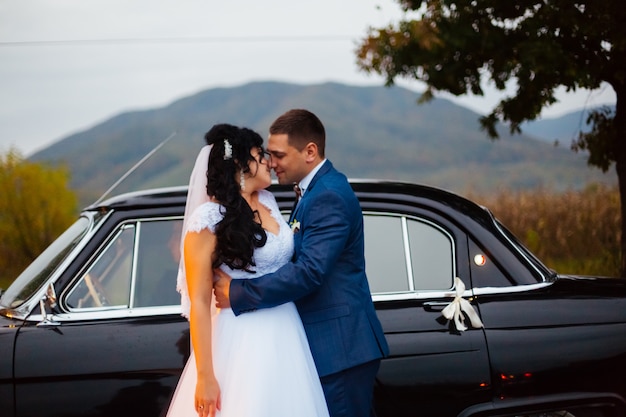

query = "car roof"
85;179;468;206
85;185;189;212
84;180;488;218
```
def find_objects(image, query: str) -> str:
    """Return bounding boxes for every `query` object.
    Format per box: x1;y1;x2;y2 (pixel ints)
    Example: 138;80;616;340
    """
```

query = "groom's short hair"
269;109;326;157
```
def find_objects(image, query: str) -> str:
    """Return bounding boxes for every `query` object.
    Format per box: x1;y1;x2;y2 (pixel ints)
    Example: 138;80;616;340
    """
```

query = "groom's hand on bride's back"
213;269;231;308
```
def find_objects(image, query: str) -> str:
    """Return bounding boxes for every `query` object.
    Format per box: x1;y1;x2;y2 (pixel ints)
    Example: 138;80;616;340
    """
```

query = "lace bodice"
186;189;294;279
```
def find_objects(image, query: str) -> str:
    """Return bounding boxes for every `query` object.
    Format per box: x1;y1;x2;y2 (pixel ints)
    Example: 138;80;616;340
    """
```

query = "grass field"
471;183;621;277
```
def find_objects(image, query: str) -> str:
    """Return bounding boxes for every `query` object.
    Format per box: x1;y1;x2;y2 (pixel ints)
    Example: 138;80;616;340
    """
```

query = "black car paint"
0;181;624;417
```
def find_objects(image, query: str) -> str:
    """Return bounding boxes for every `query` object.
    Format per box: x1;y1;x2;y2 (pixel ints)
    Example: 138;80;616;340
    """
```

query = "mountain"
521;105;615;145
30;81;615;207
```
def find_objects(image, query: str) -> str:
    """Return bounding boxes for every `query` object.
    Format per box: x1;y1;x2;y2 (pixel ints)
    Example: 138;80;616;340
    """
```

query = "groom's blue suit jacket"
229;161;389;377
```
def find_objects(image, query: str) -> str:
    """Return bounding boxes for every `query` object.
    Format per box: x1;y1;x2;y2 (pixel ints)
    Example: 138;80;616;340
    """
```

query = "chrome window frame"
362;211;457;302
55;215;184;321
65;223;136;311
401;216;416;292
129;221;141;309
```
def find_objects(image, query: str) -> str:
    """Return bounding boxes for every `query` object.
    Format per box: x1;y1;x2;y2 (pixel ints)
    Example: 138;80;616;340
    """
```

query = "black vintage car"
1;181;625;417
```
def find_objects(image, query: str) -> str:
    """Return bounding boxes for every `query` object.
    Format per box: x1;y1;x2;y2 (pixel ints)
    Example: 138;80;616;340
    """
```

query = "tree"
356;0;626;276
0;149;78;288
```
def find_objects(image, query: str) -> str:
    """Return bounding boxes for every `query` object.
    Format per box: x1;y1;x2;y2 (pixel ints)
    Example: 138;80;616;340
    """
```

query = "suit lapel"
306;160;333;195
288;160;334;223
288;202;298;223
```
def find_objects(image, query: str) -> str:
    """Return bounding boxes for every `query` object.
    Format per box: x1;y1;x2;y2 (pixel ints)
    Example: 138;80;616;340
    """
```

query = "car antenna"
92;131;177;206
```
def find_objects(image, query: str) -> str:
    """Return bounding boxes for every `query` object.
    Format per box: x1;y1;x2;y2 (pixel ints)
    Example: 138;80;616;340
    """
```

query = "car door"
363;210;492;417
13;218;188;417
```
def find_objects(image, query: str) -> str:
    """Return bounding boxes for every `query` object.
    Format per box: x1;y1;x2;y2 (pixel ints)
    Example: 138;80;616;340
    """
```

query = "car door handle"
423;301;449;311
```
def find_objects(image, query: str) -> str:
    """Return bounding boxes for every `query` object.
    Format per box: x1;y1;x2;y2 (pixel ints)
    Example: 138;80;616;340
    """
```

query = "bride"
166;124;329;417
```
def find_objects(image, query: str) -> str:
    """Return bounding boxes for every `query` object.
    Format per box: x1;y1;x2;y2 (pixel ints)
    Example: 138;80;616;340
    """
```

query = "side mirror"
37;283;60;327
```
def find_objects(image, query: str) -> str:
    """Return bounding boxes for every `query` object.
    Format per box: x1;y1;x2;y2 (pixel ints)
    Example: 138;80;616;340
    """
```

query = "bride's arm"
185;229;221;417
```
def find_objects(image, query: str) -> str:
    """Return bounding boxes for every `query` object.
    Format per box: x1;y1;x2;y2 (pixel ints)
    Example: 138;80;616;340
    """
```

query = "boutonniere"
289;219;301;233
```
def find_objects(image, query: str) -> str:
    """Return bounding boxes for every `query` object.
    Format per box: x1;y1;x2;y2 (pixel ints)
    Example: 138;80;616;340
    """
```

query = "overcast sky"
0;0;617;156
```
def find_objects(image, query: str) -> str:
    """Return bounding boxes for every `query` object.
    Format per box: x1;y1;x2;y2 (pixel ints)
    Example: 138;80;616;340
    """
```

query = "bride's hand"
195;375;220;417
213;269;232;309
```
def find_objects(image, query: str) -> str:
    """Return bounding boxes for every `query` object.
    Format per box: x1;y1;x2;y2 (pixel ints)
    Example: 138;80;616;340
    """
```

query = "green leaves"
573;106;617;172
0;150;78;287
356;0;620;154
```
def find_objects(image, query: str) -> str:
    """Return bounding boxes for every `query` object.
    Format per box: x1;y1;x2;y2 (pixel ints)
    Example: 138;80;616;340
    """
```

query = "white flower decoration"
223;139;233;160
290;219;300;233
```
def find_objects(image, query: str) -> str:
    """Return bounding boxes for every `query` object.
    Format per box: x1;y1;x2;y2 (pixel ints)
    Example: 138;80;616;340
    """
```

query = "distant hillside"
521;105;615;144
30;81;615;207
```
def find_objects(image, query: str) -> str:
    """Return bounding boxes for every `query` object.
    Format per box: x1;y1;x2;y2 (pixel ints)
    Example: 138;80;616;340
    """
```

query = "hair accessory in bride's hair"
223;139;233;160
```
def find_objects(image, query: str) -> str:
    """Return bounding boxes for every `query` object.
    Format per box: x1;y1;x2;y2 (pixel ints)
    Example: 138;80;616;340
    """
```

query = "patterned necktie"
293;183;302;203
292;183;302;214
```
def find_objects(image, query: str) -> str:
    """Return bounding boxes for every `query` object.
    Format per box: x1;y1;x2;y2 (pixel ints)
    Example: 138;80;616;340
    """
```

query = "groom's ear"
303;142;319;163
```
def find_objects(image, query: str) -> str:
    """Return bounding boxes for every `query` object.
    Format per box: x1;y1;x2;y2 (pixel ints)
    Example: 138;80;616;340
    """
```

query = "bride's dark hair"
204;123;267;272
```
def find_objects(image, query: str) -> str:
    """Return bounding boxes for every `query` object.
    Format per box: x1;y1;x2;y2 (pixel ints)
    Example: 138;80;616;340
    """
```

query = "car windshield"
0;215;93;309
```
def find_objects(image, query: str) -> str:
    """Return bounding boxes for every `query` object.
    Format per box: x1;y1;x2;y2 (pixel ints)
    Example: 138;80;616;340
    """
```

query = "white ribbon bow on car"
441;277;484;331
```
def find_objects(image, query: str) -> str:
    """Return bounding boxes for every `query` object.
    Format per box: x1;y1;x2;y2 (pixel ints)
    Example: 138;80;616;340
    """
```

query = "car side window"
468;238;516;287
364;215;409;293
134;219;182;307
364;214;454;294
407;218;454;291
67;225;135;309
66;218;183;312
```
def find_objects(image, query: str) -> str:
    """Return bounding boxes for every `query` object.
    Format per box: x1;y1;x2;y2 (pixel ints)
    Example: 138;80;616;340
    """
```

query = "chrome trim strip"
371;281;552;302
372;288;469;302
129;222;141;308
471;282;552;295
28;305;183;322
401;216;415;292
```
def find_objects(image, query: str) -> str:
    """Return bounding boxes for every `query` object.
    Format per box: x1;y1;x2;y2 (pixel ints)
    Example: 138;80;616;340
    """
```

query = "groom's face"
267;133;308;185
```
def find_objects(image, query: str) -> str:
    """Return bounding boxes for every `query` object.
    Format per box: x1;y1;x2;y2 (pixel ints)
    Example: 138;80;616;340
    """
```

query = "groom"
214;109;389;417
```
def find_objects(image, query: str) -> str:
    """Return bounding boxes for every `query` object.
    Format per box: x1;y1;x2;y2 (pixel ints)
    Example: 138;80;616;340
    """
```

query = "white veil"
176;144;213;319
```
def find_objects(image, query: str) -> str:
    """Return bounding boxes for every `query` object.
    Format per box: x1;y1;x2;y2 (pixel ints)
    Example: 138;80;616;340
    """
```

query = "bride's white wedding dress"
166;190;329;417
